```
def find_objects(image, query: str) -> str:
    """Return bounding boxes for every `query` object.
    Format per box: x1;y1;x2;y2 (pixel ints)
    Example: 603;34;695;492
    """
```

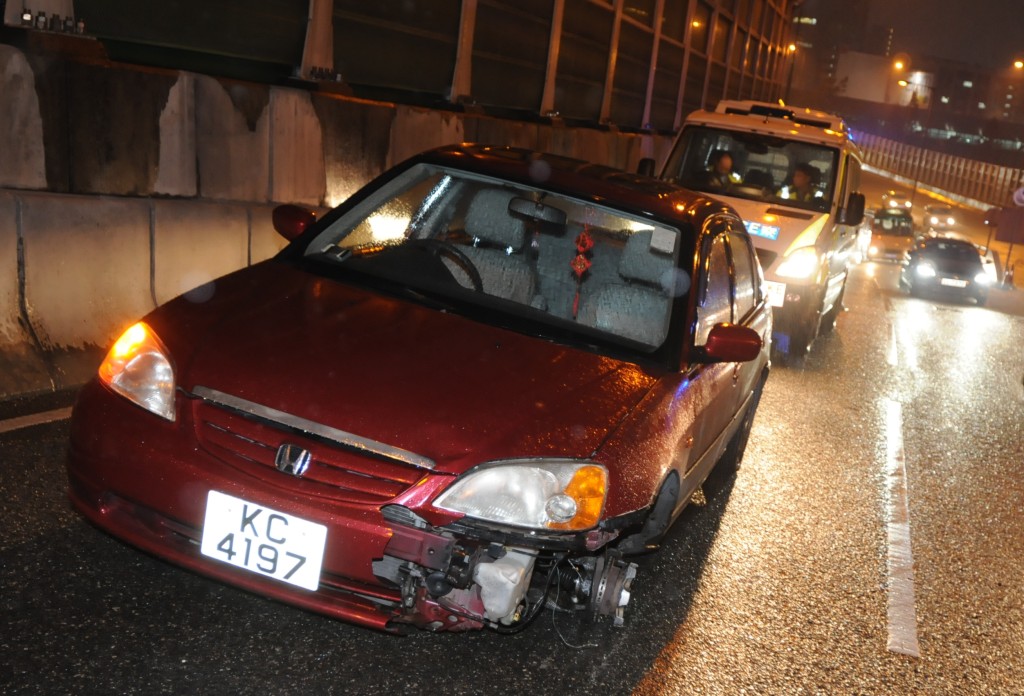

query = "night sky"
868;0;1020;69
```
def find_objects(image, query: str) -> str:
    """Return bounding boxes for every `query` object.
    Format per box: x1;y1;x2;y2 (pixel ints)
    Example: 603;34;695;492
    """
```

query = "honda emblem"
275;444;311;477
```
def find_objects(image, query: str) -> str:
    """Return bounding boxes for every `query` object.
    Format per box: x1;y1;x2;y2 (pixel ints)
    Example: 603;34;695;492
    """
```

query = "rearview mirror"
637;158;656;177
272;204;317;241
508;197;567;225
700;323;763;363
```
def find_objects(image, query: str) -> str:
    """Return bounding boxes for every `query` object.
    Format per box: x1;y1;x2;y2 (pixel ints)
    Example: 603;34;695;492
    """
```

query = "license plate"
940;278;968;288
200;490;327;591
764;280;786;308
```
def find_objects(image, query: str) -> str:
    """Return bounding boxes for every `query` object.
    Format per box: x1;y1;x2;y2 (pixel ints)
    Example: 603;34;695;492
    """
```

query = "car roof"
408;144;739;229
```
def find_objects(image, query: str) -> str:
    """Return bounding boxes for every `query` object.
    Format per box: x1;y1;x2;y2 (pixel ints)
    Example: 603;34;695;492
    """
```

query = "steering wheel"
408;239;484;293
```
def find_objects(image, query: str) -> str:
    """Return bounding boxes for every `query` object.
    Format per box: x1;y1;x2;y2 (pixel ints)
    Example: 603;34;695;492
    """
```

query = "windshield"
924;240;981;263
304;164;690;351
661;125;839;212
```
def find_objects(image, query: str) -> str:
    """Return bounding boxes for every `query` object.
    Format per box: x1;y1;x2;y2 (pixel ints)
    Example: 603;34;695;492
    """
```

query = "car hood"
167;263;659;475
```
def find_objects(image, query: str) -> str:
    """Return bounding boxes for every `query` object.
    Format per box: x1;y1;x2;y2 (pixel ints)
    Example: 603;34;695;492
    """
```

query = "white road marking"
884;398;921;657
0;407;73;435
887;323;899;367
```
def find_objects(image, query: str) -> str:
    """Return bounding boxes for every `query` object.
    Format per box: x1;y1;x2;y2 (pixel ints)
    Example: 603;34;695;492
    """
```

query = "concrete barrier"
0;45;47;190
0;192;54;397
270;90;326;206
196;76;271;202
19;193;154;388
250;203;290;263
153;200;250;306
155;73;198;197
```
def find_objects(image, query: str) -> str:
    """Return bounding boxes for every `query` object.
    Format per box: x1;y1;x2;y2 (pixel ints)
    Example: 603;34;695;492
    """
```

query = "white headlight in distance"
434;460;607;531
98;322;176;421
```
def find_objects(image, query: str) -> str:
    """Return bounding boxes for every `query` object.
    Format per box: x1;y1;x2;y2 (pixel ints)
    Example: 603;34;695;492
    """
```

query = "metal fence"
854;130;1024;209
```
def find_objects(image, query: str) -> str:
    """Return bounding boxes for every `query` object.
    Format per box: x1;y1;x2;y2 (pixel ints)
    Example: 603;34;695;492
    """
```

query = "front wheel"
819;281;846;334
715;376;766;475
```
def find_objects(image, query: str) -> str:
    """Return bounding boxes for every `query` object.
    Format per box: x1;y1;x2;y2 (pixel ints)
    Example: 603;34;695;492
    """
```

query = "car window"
696;233;732;345
661;125;839;212
730;232;757;319
925;240;981;262
303;164;691;351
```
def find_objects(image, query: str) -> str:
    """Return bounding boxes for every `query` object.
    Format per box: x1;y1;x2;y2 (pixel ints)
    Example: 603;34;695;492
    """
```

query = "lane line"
0;407;73;435
887;322;899;367
884;398;921;658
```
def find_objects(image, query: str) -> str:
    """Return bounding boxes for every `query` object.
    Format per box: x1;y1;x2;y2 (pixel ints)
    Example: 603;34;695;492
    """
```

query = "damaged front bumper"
374;505;638;632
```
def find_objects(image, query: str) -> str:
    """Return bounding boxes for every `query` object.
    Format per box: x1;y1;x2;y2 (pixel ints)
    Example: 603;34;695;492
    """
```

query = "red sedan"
67;144;771;633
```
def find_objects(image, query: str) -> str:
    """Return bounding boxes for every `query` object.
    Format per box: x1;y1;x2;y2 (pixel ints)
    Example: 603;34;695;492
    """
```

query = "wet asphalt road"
3;199;1024;695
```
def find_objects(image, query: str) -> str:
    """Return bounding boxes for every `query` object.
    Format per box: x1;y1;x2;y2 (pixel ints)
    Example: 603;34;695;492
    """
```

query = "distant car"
882;189;913;210
67;144;772;635
900;236;990;305
867;208;915;262
923;204;956;231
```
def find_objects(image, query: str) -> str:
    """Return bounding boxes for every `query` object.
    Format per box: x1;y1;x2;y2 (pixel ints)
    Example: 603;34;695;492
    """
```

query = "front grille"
192;398;427;504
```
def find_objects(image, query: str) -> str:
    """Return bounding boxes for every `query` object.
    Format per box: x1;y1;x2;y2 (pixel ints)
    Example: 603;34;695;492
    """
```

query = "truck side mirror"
838;192;865;226
637;157;656;178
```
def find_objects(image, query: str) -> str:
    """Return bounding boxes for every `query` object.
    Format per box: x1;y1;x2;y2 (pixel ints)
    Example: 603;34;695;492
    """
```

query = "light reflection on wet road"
636;260;1024;694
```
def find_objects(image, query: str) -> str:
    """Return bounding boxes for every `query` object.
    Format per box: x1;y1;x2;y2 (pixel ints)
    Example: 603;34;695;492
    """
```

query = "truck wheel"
820;282;846;334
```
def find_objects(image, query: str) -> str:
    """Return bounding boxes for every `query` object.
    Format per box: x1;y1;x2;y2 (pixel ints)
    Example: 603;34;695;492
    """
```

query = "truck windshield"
661;126;839;213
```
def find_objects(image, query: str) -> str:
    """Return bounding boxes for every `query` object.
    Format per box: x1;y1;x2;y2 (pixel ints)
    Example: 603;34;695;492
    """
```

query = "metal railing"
853;130;1024;210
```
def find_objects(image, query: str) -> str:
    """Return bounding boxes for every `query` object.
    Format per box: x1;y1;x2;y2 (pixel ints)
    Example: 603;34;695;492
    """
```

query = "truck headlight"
776;246;819;280
98;322;176;421
435;460;607;531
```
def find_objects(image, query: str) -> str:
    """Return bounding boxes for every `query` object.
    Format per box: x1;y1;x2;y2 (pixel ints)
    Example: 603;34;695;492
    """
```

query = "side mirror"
272;204;317;241
700;323;763;363
838;192;865;226
637;157;656;178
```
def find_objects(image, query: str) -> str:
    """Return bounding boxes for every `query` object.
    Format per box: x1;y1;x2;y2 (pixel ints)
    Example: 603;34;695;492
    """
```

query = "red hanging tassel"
571;228;594;318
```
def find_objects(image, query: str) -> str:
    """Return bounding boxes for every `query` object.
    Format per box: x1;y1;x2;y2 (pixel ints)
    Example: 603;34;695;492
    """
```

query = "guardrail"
853;131;1024;210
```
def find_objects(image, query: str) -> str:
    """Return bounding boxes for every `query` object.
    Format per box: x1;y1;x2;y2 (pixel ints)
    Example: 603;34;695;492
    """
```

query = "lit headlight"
915;262;936;278
434;460;607;531
974;271;992;285
929;216;939;225
947;216;955;225
98;322;176;421
776;246;819;279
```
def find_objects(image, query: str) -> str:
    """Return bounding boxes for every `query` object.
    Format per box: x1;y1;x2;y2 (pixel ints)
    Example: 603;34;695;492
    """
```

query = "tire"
819;281;846;334
715;376;765;475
